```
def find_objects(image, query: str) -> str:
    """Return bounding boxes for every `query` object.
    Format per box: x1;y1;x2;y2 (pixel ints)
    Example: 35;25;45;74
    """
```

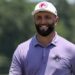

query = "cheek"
34;19;41;25
47;20;55;25
49;18;57;25
35;21;40;25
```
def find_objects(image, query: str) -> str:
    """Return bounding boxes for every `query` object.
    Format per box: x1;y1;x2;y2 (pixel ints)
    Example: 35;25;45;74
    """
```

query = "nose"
41;17;46;24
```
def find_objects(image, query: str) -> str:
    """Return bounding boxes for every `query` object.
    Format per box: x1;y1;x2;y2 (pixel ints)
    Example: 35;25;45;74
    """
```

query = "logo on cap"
39;2;47;8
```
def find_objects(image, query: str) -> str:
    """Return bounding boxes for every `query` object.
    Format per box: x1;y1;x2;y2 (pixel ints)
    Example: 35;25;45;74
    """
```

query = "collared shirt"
9;33;75;75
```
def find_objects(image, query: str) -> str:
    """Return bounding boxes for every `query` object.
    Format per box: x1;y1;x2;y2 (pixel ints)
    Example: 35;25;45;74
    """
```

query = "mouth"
40;25;48;31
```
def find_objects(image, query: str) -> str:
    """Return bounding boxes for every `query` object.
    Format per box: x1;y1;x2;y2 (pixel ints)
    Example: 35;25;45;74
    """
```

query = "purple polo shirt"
9;33;75;75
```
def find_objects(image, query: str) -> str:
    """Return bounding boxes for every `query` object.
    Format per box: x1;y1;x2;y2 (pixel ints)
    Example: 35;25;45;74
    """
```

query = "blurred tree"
0;0;34;57
0;0;35;74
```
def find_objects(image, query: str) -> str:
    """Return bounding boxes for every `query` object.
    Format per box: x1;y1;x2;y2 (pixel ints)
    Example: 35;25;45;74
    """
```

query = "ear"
54;16;59;26
55;16;59;23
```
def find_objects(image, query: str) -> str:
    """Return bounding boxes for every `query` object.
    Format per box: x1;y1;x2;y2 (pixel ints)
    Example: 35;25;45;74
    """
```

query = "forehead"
34;11;56;17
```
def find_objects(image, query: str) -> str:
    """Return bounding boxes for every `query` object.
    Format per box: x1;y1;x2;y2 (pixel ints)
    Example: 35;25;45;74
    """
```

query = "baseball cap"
32;1;57;16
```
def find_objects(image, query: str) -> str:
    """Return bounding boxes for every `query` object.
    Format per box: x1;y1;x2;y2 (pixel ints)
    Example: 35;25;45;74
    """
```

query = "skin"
34;11;59;47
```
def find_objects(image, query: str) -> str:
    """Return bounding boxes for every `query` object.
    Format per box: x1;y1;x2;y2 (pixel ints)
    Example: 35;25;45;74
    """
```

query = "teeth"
40;26;48;31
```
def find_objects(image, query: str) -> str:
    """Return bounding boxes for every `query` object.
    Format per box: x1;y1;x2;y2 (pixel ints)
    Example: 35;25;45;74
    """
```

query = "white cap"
32;1;57;16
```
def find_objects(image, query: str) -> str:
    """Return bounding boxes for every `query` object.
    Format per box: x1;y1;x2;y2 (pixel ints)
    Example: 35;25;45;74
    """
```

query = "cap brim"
32;9;57;16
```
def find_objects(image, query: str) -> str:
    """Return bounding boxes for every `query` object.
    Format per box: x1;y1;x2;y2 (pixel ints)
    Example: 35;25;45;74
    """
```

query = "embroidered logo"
39;2;47;8
53;55;61;62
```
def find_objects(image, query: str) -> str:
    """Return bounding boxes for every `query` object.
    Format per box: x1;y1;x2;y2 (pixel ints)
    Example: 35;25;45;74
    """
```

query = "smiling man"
9;1;75;75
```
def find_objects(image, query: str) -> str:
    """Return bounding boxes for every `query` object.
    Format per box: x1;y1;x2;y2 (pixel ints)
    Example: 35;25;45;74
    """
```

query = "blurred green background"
0;0;75;75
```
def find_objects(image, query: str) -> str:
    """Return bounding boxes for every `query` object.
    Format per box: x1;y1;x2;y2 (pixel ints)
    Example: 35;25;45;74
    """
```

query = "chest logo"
53;55;61;62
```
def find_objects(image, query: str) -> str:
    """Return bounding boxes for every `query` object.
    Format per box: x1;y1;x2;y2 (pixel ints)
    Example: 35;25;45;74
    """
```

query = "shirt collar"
32;35;40;47
32;32;59;47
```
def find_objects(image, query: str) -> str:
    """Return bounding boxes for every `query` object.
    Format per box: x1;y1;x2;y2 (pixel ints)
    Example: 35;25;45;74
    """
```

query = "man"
9;1;75;75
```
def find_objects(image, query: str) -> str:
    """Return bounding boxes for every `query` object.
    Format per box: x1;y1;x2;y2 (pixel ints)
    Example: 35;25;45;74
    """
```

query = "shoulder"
13;37;34;58
18;37;33;50
58;35;75;56
57;35;75;59
58;35;75;48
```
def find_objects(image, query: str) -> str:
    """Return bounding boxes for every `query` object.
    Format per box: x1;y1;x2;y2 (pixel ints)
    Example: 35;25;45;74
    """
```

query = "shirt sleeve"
9;46;23;75
70;47;75;75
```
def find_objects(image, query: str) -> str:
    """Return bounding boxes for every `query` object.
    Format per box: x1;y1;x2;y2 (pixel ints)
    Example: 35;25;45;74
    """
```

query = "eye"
35;16;42;20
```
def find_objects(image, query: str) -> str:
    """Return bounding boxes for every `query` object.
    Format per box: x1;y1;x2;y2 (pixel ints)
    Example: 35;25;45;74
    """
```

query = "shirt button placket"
43;48;47;64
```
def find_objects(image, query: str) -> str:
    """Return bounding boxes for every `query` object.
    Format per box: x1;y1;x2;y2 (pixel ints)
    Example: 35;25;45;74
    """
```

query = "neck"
36;31;56;47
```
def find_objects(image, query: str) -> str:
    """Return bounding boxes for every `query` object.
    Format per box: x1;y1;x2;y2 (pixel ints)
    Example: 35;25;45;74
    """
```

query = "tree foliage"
0;0;35;74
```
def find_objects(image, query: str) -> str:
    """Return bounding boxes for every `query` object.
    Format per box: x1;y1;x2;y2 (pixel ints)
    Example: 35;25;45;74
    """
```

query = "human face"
34;11;58;36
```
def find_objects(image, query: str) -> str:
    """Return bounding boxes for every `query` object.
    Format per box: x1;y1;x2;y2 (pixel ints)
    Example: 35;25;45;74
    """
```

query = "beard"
35;23;55;37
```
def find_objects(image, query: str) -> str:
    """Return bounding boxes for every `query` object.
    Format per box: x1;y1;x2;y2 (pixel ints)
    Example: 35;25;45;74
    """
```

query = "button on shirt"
9;33;75;75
